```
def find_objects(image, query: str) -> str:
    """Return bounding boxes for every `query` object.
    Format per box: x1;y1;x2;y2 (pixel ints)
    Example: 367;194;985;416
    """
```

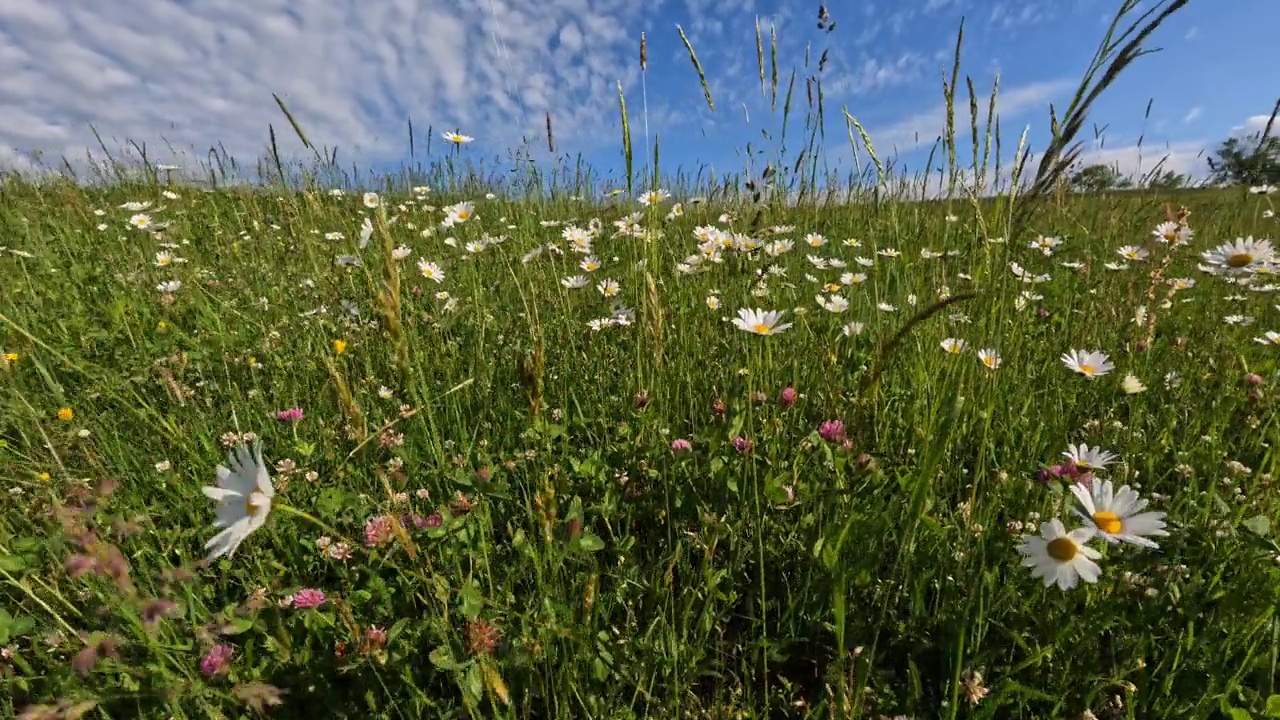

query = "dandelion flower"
1061;349;1114;378
202;441;275;561
1070;479;1168;548
732;308;793;336
57;407;74;421
1017;519;1101;590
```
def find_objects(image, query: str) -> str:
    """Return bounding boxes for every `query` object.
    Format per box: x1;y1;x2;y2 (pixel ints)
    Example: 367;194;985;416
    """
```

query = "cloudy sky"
1;0;1275;189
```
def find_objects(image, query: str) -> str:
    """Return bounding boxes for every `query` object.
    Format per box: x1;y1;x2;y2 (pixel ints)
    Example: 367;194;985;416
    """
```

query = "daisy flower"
977;348;1001;370
1061;349;1114;378
1120;374;1147;394
1151;221;1193;245
1116;246;1148;261
1017;519;1101;590
732;308;793;336
1201;237;1273;273
417;260;445;283
202;442;275;560
1062;443;1118;471
1070;479;1168;548
444;201;475;224
638;189;671;206
443;131;474;144
816;294;849;313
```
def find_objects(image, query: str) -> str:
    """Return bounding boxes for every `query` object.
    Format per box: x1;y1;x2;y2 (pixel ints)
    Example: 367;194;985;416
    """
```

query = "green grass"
3;2;1280;719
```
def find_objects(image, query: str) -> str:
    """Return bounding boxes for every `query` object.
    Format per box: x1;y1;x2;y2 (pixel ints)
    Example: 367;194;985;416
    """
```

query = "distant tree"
1207;132;1280;186
1069;163;1133;193
1145;169;1190;189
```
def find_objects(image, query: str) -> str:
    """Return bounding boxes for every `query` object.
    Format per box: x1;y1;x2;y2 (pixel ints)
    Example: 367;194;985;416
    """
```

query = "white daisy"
732;308;793;336
1070;480;1168;548
1017;519;1102;590
1201;237;1273;274
1061;349;1114;378
202;442;275;561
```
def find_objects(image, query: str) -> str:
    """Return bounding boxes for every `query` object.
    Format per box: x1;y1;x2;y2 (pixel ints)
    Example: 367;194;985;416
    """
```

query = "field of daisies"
0;150;1277;720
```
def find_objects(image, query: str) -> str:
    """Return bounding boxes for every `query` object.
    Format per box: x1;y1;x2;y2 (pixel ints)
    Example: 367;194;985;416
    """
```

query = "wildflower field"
3;4;1280;720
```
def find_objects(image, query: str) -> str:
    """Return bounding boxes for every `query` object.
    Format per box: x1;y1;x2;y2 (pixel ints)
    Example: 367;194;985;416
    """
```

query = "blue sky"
0;0;1274;191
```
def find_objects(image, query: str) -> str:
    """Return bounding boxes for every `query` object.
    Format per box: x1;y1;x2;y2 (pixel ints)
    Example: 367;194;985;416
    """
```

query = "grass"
3;1;1280;718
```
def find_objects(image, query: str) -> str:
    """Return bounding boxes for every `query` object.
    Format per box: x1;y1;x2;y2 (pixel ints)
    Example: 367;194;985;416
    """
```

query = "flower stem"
274;502;343;538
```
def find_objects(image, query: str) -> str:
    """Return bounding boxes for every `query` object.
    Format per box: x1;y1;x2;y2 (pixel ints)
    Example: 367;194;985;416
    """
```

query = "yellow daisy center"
753;323;772;335
1046;537;1078;562
982;356;997;368
457;210;470;220
1093;511;1122;534
1080;363;1096;375
245;494;263;516
1226;252;1254;268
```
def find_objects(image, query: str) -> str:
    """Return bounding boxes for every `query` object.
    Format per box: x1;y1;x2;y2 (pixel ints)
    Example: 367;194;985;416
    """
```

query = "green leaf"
1265;694;1280;718
385;618;410;646
458;582;484;619
429;644;462;671
1244;515;1271;537
578;531;605;552
222;617;256;635
314;488;348;519
10;536;43;554
465;663;485;702
0;555;29;572
9;615;35;639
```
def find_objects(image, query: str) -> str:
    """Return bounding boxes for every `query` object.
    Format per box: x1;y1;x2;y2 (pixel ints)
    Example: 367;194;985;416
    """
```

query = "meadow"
3;2;1280;719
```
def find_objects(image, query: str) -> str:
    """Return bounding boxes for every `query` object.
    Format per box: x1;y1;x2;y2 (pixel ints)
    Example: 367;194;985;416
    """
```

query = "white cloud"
1182;107;1202;123
1233;114;1280;138
0;0;665;175
860;78;1077;153
1076;141;1209;181
824;53;929;97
